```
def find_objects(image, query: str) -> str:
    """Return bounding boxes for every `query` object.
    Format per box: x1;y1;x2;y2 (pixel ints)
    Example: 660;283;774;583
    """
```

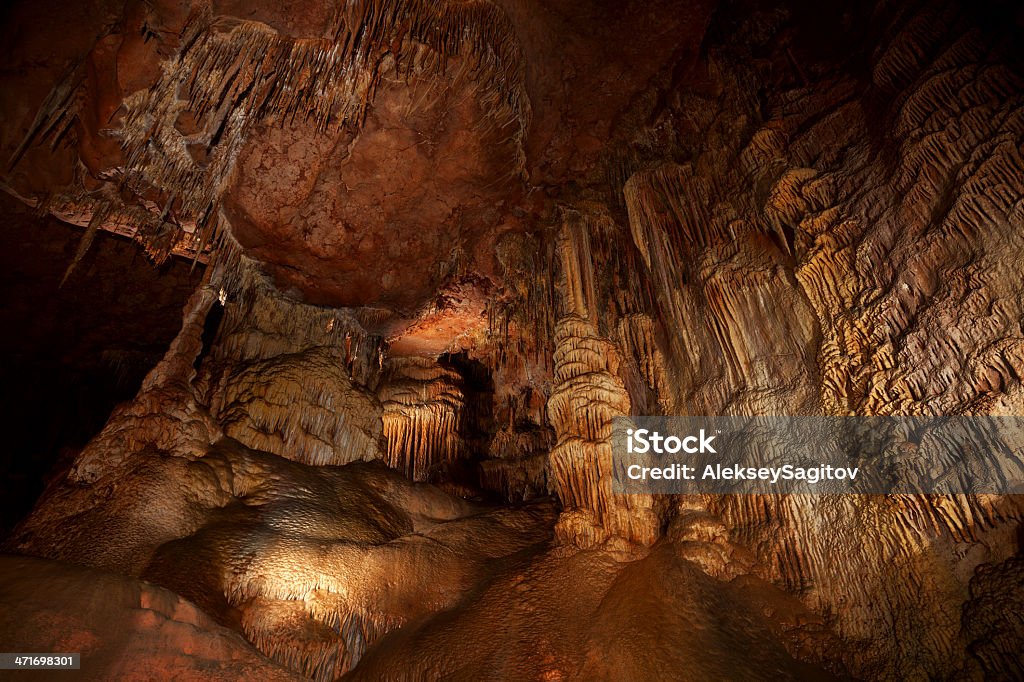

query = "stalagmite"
545;208;664;548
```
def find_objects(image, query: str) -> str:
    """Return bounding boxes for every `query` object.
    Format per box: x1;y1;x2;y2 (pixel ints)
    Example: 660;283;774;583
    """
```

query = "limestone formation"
1;0;1022;679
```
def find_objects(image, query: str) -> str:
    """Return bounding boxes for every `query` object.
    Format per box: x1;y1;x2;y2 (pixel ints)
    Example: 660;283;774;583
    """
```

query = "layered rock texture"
2;0;1023;679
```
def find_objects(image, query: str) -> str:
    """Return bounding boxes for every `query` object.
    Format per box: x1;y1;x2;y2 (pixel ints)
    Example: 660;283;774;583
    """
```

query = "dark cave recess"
0;197;203;535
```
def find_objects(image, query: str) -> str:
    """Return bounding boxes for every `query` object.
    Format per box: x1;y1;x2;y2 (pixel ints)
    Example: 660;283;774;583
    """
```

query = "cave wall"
539;1;1024;675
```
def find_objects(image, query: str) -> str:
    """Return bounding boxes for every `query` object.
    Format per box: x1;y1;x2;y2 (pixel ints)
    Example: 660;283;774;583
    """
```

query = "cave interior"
1;0;1023;679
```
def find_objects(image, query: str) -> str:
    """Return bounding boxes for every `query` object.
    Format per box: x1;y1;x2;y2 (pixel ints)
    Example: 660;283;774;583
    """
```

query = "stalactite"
59;200;111;285
7;59;82;170
0;189;208;264
10;0;528;269
486;229;557;382
109;0;527;263
378;356;466;481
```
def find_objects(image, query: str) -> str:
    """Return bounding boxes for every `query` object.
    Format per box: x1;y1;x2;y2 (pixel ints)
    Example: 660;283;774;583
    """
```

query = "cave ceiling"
0;0;714;354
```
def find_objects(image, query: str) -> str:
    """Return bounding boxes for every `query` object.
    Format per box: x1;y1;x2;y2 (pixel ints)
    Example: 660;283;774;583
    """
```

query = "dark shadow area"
440;350;497;446
0;196;203;537
194;299;225;373
435;350;497;496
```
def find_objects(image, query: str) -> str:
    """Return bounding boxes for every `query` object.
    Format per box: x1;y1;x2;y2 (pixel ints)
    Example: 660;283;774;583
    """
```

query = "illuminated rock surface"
0;555;304;681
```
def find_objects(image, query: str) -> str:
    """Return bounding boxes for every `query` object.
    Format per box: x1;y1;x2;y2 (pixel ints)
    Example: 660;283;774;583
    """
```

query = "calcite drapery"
379;356;466;481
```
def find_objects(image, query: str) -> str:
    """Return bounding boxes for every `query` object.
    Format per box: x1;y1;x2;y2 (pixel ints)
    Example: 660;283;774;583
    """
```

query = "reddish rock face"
223;58;523;312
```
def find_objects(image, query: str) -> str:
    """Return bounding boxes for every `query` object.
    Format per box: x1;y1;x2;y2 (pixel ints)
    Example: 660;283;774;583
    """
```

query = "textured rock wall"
200;251;386;467
546;208;663;548
525;0;1024;676
210;348;383;466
